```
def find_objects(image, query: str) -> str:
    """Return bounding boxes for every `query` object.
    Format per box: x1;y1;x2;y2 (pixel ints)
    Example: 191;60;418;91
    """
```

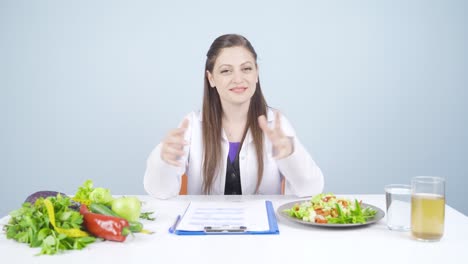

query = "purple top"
228;142;241;162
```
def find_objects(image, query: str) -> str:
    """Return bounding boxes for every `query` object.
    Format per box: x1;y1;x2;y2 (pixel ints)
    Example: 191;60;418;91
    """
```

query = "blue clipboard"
169;200;279;235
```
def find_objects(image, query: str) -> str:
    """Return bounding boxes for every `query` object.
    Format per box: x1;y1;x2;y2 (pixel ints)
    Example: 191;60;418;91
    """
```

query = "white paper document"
176;200;270;232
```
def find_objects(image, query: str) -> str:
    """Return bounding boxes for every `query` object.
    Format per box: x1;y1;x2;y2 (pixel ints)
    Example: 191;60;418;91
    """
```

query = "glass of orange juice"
411;176;445;241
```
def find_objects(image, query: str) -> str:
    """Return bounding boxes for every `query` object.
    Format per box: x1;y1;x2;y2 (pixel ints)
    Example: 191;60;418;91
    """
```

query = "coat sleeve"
274;113;324;197
143;114;192;199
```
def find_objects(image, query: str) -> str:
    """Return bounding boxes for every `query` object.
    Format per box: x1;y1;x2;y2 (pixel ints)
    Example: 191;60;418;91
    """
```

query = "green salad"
284;193;377;224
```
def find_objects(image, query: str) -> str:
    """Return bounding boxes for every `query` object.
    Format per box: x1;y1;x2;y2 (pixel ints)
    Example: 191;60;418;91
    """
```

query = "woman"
144;34;324;197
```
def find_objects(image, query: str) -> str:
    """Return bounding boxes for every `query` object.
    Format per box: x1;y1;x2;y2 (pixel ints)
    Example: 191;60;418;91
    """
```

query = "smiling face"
206;46;259;109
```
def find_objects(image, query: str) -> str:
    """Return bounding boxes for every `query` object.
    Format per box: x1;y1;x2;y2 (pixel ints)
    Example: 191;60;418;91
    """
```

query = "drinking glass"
385;184;411;231
411;176;445;241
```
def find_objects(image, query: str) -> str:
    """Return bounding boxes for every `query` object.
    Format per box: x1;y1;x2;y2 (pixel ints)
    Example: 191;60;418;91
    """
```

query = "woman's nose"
232;70;243;83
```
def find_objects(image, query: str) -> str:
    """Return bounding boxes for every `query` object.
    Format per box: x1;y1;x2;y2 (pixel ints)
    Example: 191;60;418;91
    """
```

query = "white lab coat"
143;108;324;198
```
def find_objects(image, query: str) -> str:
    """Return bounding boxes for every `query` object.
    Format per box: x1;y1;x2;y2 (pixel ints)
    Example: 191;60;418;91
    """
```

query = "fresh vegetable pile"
2;180;155;255
284;193;377;224
4;194;95;255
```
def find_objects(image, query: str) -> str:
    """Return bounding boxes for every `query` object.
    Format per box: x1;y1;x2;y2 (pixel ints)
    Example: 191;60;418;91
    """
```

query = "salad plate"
277;200;385;228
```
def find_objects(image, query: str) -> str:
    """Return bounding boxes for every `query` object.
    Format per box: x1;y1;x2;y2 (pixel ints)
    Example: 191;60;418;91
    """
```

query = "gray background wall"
1;0;467;217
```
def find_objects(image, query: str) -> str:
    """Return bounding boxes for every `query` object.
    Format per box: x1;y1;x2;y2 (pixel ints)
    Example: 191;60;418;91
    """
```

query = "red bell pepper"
80;204;130;242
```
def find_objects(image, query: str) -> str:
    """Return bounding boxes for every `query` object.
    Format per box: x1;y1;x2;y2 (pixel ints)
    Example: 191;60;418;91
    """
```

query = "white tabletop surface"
1;194;467;264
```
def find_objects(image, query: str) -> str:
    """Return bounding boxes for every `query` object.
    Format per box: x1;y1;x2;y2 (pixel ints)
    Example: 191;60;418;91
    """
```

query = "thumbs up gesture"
258;111;293;160
161;119;189;167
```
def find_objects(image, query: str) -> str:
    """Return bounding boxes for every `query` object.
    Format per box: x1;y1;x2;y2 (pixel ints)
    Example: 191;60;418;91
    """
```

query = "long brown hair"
202;34;267;194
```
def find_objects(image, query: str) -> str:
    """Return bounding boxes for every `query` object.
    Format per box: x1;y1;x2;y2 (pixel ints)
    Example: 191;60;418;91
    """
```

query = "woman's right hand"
160;119;189;167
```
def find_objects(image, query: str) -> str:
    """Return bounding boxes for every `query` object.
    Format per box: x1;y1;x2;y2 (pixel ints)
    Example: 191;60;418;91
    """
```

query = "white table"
1;195;467;264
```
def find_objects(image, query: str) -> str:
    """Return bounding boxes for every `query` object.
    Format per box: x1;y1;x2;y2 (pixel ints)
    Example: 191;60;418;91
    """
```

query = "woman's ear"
206;70;215;88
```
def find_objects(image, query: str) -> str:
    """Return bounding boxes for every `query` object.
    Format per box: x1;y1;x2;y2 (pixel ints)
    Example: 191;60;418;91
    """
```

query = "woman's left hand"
258;111;293;159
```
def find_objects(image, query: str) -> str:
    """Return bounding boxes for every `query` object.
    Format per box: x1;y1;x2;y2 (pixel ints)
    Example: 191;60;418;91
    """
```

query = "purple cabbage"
24;191;80;210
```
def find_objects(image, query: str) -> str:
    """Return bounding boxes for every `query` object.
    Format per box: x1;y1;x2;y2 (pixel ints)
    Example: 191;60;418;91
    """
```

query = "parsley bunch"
3;195;96;255
139;211;156;221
